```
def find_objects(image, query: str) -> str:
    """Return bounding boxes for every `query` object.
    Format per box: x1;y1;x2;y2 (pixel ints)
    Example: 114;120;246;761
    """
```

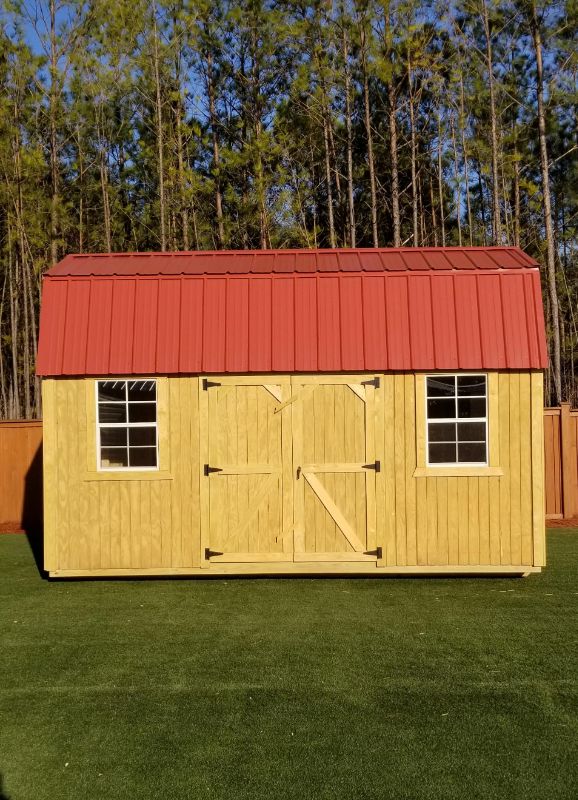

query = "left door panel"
201;378;291;564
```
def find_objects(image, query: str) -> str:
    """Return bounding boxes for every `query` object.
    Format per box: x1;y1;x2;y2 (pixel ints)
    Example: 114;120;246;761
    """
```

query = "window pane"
129;447;157;468
128;380;156;402
428;422;456;443
129;426;156;447
428;442;457;464
458;397;486;418
128;402;156;423
457;421;486;442
100;427;128;447
98;403;127;423
427;376;455;397
458;442;486;463
427;398;456;419
98;381;126;402
101;447;128;468
457;375;486;396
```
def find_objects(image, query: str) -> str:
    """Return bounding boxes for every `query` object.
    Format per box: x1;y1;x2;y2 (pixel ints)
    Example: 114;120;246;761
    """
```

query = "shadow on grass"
0;773;12;800
23;442;46;579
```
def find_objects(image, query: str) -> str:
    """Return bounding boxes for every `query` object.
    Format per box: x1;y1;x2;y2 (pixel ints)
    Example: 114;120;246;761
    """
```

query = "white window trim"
95;379;159;472
425;373;488;468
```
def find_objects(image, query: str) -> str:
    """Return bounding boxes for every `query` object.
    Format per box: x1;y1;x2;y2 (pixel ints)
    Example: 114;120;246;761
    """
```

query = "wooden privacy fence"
544;404;578;519
0;420;43;529
1;408;577;529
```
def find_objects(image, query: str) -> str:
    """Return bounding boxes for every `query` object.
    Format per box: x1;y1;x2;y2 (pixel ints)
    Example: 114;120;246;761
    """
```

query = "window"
96;380;158;470
426;375;487;465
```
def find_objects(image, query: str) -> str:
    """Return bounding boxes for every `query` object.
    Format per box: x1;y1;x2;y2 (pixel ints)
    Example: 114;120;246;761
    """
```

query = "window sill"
82;471;173;482
413;466;503;478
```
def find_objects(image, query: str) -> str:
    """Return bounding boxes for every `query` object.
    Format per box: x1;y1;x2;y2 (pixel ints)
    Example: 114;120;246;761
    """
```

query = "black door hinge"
204;464;223;476
361;376;380;388
362;460;380;472
364;547;383;558
205;548;223;560
202;378;221;390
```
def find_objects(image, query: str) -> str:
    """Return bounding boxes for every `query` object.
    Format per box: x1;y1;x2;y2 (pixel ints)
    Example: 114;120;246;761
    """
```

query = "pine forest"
0;0;576;418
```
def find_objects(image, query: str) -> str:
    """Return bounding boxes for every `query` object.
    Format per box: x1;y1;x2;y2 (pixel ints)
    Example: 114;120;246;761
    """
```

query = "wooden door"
200;377;293;564
291;376;379;562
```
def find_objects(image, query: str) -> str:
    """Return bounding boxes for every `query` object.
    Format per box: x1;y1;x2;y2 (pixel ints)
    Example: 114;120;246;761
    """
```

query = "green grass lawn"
1;533;577;800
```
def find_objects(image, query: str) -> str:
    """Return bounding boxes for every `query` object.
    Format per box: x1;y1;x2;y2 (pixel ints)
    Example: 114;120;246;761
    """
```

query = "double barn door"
200;375;380;567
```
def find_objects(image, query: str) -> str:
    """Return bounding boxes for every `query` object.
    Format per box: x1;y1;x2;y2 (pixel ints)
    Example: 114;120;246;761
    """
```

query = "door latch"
296;466;302;479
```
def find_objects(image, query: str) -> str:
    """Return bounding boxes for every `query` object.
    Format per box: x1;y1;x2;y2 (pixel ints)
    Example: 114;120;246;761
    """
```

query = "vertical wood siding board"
468;477;479;565
404;374;417;564
226;278;249;372
294;277;317;371
478;477;490;564
339;277;364;369
42;382;58;570
169;380;181;566
272;278;295;371
199;379;210;567
120;481;131;568
374;375;386;565
109;279;136;374
519;373;533;564
189;379;201;567
249;279;272;371
531;373;545;564
62;281;91;375
98;482;110;569
76;380;88;568
414;374;428;565
426;477;438;564
509;373;522;564
394;375;407;565
457;478;469;565
55;381;69;567
498;373;511;563
156;279;181;373
431;277;458;368
161;480;172;567
128;481;141;569
407;276;435;370
85;279;113;374
361;277;388;370
447;477;459;564
437;477;449;565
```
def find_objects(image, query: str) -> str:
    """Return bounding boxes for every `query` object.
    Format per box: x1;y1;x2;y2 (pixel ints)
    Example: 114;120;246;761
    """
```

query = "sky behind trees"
0;0;576;417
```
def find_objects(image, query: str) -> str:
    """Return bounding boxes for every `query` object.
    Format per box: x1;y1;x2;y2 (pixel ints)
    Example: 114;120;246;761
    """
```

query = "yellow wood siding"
42;370;545;576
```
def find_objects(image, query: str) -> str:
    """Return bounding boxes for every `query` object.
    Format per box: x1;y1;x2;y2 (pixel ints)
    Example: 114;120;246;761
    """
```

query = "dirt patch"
0;523;25;534
547;517;578;529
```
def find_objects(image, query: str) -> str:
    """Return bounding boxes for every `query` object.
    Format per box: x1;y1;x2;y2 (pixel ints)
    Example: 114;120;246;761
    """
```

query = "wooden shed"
36;247;547;578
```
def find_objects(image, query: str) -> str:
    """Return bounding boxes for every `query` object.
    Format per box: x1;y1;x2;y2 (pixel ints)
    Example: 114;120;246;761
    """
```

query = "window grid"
425;375;488;467
96;380;158;471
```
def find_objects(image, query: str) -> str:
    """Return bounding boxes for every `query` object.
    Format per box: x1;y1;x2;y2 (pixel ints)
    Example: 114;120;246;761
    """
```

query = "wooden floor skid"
49;563;541;578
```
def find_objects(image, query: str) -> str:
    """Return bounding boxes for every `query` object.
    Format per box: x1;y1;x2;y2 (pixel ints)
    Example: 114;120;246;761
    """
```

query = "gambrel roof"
37;247;547;376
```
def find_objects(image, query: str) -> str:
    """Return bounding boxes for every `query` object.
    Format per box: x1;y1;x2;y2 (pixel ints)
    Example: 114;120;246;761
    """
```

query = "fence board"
0;421;43;529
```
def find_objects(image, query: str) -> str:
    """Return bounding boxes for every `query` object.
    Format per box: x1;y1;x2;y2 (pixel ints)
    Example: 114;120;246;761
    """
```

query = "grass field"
1;532;577;800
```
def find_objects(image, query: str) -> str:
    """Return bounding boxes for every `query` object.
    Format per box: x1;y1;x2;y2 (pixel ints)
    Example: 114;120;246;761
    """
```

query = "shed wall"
42;371;544;575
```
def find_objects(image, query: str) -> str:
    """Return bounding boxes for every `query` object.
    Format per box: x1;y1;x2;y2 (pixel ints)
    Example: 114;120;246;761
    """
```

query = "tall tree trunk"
388;84;400;246
205;50;225;247
360;22;378;246
531;4;562;403
437;114;446;246
322;107;336;248
407;53;418;246
459;72;473;244
49;0;59;265
450;114;462;246
342;12;356;247
152;2;167;251
482;0;501;244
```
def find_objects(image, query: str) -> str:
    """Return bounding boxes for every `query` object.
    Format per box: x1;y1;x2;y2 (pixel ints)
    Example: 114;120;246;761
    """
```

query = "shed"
37;247;547;578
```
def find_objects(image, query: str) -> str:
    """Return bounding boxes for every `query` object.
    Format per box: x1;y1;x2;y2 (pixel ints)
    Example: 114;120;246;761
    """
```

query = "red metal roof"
37;248;547;376
47;246;538;276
